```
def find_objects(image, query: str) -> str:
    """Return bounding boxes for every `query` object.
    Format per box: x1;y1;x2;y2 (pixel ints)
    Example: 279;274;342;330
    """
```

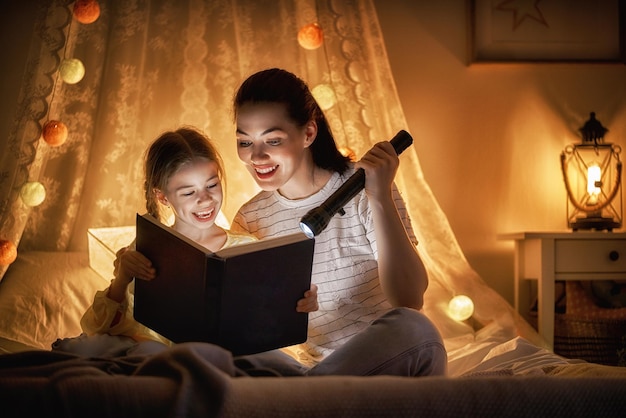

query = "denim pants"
235;307;448;377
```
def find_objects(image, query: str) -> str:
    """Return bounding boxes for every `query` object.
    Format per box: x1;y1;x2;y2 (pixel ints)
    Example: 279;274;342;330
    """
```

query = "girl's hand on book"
108;246;156;303
114;246;156;284
297;284;318;313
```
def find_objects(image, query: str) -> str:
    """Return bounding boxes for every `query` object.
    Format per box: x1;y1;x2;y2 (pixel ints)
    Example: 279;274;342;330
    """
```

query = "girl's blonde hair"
144;127;225;222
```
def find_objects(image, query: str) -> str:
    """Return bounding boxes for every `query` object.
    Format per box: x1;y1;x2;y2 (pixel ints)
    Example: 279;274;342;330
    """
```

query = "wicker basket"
527;281;626;366
553;314;626;366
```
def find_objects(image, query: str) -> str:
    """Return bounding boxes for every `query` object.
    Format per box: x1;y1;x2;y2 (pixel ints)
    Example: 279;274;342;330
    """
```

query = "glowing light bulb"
59;58;85;84
338;146;356;161
587;163;601;205
20;181;46;207
73;0;101;24
298;23;324;50
448;295;474;321
42;120;68;147
0;239;18;266
312;84;337;110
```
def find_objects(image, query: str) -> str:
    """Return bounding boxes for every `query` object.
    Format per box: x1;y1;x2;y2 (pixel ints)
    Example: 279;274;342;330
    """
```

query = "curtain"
0;0;543;360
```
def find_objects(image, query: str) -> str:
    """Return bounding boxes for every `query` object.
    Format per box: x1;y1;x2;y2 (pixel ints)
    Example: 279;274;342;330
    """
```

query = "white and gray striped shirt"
231;167;417;365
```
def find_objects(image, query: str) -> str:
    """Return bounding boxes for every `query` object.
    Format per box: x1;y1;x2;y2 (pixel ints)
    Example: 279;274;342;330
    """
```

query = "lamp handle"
560;153;622;213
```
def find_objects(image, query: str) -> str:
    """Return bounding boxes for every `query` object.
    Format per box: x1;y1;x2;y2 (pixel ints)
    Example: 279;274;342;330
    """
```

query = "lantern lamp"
561;112;622;231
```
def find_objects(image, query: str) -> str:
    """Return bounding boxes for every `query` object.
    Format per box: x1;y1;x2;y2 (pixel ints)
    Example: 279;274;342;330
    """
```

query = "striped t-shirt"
231;166;418;366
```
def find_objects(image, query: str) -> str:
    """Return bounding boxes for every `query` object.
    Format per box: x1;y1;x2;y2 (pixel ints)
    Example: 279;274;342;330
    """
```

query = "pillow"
0;251;109;350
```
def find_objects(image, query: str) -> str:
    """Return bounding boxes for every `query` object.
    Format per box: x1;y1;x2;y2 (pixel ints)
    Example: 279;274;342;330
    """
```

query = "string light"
20;181;46;207
10;2;102;267
73;0;101;24
59;58;85;84
448;295;475;321
42;120;68;147
312;83;337;110
0;239;18;266
338;146;356;161
298;23;324;50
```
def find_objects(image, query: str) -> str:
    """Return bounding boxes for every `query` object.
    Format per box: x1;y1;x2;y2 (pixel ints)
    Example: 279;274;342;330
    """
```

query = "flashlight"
299;130;413;238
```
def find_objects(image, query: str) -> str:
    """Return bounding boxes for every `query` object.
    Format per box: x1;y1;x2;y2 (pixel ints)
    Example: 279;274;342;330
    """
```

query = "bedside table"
499;231;626;350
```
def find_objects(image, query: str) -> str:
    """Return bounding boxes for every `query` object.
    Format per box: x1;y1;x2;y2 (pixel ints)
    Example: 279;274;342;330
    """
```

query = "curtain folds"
0;0;73;278
0;0;543;356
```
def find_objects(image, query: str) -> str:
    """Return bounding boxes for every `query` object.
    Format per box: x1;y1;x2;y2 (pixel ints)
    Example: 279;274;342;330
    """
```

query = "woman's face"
235;102;316;199
157;158;223;235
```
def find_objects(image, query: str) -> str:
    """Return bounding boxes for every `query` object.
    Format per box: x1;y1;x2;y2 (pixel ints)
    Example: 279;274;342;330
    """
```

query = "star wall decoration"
495;0;549;30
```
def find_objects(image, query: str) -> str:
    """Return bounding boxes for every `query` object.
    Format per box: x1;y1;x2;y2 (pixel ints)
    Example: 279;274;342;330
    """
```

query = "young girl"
231;68;447;376
80;127;318;347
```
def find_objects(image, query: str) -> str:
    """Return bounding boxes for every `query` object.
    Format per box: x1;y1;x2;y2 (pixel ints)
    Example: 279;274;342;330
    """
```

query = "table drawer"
555;239;626;273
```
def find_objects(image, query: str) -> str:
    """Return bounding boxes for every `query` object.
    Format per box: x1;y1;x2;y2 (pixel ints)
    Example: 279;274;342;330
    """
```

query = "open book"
134;213;314;355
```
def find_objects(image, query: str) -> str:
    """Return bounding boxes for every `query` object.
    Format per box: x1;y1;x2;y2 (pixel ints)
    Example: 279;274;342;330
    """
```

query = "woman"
231;68;447;376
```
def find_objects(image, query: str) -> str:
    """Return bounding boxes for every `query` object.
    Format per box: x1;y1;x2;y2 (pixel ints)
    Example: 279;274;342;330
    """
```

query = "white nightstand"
499;231;626;350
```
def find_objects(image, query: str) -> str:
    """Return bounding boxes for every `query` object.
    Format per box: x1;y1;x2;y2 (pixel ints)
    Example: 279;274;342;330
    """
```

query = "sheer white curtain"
5;0;411;250
0;0;542;362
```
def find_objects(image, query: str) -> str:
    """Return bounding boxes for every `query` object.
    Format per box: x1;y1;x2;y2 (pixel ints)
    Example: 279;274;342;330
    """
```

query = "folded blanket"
2;342;626;418
0;342;235;417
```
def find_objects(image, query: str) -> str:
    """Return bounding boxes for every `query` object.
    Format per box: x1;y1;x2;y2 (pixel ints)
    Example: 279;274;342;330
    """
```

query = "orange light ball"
42;120;68;147
338;147;356;162
73;0;101;24
0;239;17;267
298;23;324;50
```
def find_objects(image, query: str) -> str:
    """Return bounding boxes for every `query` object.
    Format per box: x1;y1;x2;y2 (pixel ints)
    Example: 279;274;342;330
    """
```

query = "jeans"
235;307;447;377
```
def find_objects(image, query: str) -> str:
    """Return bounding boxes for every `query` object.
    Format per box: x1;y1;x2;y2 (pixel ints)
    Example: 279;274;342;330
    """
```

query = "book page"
215;232;312;258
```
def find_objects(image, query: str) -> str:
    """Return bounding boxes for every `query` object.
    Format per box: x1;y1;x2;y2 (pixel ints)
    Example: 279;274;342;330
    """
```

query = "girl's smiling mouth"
193;208;214;221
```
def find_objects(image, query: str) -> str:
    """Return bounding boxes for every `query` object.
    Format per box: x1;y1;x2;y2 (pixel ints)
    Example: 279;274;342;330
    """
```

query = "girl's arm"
82;245;155;333
81;246;163;341
108;246;156;302
357;142;428;309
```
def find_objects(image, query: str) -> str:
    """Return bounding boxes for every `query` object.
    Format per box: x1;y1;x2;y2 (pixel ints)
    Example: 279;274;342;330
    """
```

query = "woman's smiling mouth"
254;165;278;179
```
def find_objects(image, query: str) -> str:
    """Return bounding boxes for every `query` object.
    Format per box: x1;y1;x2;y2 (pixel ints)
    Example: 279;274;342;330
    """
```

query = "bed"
1;249;626;417
2;1;626;415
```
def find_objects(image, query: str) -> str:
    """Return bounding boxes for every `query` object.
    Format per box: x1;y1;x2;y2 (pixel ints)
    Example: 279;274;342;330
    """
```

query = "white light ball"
20;181;46;207
59;58;85;84
312;84;337;110
448;295;474;321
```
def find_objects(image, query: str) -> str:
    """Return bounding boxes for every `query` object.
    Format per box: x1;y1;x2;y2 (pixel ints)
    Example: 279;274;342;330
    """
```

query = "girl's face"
236;102;316;199
156;158;223;235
